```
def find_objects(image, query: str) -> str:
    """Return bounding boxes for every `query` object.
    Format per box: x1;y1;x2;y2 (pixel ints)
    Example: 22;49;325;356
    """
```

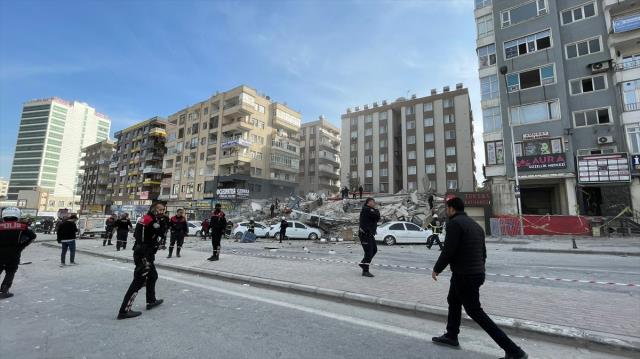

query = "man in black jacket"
358;198;380;277
57;214;79;266
279;217;288;244
0;207;36;298
208;204;226;261
431;197;527;359
115;213;133;251
167;209;188;258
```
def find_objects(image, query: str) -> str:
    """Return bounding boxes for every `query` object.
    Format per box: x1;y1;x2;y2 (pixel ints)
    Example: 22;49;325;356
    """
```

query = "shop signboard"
517;154;567;171
522;131;549;140
577;152;631;184
216;188;251;200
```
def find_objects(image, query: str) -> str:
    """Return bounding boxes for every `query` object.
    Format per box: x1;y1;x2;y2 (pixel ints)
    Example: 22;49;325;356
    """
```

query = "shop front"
576;152;632;216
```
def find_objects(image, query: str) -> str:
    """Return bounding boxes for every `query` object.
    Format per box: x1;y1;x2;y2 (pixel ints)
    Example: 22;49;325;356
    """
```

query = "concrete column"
565;177;578;215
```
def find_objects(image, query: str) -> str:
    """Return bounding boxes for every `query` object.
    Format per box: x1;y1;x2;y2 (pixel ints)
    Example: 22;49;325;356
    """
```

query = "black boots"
207;250;219;261
432;333;460;348
0;285;13;299
117;310;142;320
146;299;164;310
176;247;181;258
167;246;174;258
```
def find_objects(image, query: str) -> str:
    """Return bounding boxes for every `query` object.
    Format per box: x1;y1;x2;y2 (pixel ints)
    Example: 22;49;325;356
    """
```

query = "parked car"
374;221;433;245
268;221;321;240
187;221;202;236
232;222;270;239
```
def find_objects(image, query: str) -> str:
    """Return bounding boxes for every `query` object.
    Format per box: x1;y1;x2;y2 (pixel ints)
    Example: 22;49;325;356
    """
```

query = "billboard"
577;153;631;184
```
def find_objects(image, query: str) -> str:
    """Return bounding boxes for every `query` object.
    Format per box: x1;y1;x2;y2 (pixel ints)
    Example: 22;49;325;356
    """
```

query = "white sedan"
232;222;270;239
374;221;433;245
187;221;202;236
268;221;321;240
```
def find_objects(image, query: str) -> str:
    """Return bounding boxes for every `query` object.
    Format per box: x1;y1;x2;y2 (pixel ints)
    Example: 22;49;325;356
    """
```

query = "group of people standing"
341;186;364;200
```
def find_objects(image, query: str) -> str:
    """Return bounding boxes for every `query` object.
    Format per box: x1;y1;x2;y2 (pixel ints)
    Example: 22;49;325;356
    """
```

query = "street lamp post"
499;66;525;236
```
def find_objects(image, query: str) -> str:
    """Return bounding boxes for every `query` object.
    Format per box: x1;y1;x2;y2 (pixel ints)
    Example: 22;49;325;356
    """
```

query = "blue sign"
613;13;640;33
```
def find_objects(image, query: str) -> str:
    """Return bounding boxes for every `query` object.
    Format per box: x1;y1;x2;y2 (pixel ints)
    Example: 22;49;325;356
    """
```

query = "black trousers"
116;230;128;250
211;231;222;252
446;273;520;354
0;257;19;291
119;254;158;313
169;234;185;249
359;234;377;272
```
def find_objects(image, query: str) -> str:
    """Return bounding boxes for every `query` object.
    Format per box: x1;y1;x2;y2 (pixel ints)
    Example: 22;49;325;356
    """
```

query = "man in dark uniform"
167;208;188;258
0;207;36;298
103;214;116;246
157;212;170;250
431;197;527;359
358;198;380;277
208;204;226;261
117;202;165;319
279;217;288;244
115;213;133;251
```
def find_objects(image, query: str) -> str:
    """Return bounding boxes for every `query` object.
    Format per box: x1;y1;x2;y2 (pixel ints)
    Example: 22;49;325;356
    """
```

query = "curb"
41;243;640;353
512;247;640;257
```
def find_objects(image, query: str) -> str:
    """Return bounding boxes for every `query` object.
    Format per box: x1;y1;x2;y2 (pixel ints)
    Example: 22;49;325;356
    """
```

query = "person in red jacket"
167;208;188;258
0;207;36;298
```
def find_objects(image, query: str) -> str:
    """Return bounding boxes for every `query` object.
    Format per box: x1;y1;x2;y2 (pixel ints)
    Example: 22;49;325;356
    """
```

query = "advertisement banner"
516;154;567;171
577;152;631;184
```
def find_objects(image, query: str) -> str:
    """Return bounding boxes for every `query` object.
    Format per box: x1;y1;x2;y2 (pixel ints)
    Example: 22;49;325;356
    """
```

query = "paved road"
1;245;629;359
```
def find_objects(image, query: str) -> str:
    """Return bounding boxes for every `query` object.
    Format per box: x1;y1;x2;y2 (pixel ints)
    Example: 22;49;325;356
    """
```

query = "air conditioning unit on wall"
590;61;610;74
598;136;614;144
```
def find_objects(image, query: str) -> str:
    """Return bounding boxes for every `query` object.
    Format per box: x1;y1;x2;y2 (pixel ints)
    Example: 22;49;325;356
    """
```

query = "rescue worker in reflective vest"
117;202;165;319
0;207;36;299
208;204;226;261
427;214;444;251
167;209;188;258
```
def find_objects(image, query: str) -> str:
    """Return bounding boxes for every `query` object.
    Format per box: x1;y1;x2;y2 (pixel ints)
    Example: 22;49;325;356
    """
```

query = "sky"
0;0;484;184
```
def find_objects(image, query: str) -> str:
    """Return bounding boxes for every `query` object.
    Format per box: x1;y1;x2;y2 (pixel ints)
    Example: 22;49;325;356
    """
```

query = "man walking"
358;198;380;277
117;202;165;319
167;208;188;258
103;214;116;246
0;207;36;298
57;214;79;266
115;213;133;251
279;217;288;244
208;204;226;261
431;197;527;359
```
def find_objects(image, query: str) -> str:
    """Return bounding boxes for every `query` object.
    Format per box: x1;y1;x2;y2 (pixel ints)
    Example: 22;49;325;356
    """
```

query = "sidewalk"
489;236;640;256
42;240;640;351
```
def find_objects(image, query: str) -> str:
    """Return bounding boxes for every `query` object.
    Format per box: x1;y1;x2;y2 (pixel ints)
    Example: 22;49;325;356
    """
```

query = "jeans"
446;273;521;354
61;240;76;264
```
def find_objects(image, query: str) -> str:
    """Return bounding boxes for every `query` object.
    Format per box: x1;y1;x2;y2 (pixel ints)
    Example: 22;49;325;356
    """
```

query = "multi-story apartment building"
161;85;301;210
299;116;341;196
476;0;636;216
110;117;171;213
7;97;110;202
0;178;8;199
340;85;476;195
79;140;115;213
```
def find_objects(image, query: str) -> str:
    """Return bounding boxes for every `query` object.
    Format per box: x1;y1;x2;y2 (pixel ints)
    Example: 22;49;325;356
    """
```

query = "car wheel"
308;233;318;240
235;232;243;239
383;236;396;246
274;232;280;239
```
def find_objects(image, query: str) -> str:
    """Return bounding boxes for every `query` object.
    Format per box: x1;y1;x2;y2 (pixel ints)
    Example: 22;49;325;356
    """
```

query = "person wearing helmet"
427;213;444;250
279;217;288;244
0;207;36;298
208;203;226;261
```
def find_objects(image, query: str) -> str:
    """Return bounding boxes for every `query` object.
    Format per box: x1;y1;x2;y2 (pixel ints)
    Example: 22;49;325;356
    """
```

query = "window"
510;99;560;124
407;135;416;144
425;148;435;158
424;133;435;142
350;130;357;139
380;139;388;147
561;2;596;25
365;128;373;136
504;29;551;59
380;153;387;162
445;130;456;140
380;126;387;134
366;169;373;178
447;180;458;190
483;107;502;132
478;44;496;68
446;147;456;156
627;126;640;154
365;114;372;123
621;53;640;70
501;0;547;27
379;111;388;120
380;168;388;176
408;150;416;160
481;75;499;101
569;75;607;95
365;141;372;150
507;64;555;92
573;107;611;127
350;157;357;165
350;143;357;151
407;181;417;190
623;79;640;111
407;120;416;130
295;222;306;229
351;171;358;178
565;37;601;59
443;98;454;108
485;140;505;165
477;14;493;38
425;164;436;174
424;117;433;127
350;117;357;126
405;105;415;115
444;114;455;124
446;163;457;172
389;223;405;231
408;166;417;175
423;102;433;112
365;155;373;164
475;0;491;10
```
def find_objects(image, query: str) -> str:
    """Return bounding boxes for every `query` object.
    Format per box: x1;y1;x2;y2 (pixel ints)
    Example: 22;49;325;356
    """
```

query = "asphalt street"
1;244;630;359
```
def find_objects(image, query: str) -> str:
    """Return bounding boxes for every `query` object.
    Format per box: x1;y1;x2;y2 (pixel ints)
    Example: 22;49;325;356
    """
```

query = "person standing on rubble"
358;197;380;277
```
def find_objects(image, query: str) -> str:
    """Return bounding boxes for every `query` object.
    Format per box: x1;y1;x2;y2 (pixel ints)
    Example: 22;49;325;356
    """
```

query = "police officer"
157;211;170;250
115;213;133;251
117;202;165;319
208;204;226;261
0;207;36;298
358;197;380;277
167;208;188;258
279;217;288;244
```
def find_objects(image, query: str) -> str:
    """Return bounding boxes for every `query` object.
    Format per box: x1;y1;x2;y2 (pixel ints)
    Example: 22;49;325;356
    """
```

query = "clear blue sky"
0;0;483;182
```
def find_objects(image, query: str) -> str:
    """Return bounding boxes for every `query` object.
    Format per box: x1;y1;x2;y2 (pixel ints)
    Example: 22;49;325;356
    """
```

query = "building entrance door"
520;187;556;215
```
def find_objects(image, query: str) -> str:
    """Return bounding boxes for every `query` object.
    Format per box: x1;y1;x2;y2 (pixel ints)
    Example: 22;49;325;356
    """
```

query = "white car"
374;221;433;245
268;221;321;240
232;222;270;239
187;221;202;236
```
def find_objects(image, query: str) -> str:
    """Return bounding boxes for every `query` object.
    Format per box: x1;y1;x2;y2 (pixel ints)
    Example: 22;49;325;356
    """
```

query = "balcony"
143;166;163;174
270;173;296;183
624;102;640;112
270;161;298;173
319;128;340;144
318;152;340;164
142;179;162;186
219;153;252;166
273;116;299;132
149;127;167;137
271;142;298;155
318;139;338;151
221;119;253;133
318;165;340;179
223;101;255;118
221;138;251;149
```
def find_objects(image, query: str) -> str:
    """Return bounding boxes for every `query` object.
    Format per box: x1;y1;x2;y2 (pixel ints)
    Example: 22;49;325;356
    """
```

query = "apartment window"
380;126;387;134
366;170;373;178
350;143;357;151
569;75;607;95
405;105;415;115
380;168;388;177
380;153;387;162
424;117;434;127
507;64;555;92
446;163;457;173
199;152;205;161
623;79;640;111
477;14;494;38
425;164;436;174
350;130;357;139
380;183;388;192
504;29;551;59
481;75;499;100
407;120;416;130
621;54;640;70
365;155;373;164
483;107;502;132
351;171;358;178
475;0;491;10
408;166;417;175
408;150;416;160
486;140;505;165
424;133;435;142
445;130;456;140
425;148;435;158
380;139;388;148
423;102;433;112
178;129;184;139
351;157;358;165
477;44;496;68
407;181;416;190
446;147;456;156
379;111;388;120
444;114;455;124
566;36;601;59
365;128;373;136
350;117;357;126
510;99;560;125
365;114;373;123
573;107;611;127
561;2;596;25
365;141;372;150
627;126;640;153
447;180;458;190
501;0;547;27
407;135;416;144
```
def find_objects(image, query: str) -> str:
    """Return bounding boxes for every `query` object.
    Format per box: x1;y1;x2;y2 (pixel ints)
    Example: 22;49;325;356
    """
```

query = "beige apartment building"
341;84;476;195
161;85;301;212
79;140;115;213
299;116;341;196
